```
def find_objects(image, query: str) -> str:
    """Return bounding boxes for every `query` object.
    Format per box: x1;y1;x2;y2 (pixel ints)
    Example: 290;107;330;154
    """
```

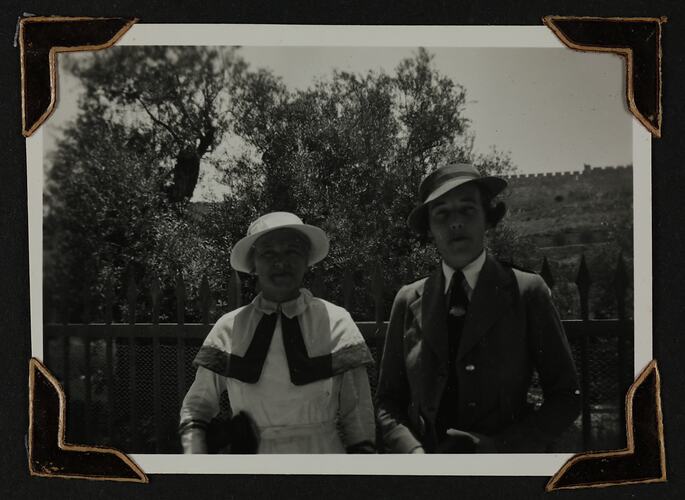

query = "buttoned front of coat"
376;254;582;453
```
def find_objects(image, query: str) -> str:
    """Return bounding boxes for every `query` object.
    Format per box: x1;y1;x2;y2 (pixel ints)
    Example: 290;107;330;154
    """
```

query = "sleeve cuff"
384;426;423;454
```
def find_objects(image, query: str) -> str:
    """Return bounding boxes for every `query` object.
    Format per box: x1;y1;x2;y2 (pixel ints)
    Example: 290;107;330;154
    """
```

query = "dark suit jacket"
376;254;581;453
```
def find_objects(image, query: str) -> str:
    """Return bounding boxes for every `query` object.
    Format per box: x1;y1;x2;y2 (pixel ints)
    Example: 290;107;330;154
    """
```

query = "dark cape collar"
193;289;373;385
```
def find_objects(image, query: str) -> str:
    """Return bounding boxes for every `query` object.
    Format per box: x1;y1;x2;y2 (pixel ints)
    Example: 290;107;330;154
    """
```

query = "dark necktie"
446;270;469;359
436;270;470;439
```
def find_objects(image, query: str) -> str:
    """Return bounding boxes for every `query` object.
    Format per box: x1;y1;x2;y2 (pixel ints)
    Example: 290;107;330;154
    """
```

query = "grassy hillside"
499;165;633;319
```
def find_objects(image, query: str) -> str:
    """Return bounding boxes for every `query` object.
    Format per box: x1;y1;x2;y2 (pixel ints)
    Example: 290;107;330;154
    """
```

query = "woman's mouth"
271;272;292;280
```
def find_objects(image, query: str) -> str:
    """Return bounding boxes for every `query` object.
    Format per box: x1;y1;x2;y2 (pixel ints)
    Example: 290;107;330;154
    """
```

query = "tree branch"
172;72;200;131
138;98;184;147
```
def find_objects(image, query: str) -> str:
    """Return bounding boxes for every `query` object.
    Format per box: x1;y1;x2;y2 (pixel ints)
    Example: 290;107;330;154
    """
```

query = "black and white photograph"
27;25;650;474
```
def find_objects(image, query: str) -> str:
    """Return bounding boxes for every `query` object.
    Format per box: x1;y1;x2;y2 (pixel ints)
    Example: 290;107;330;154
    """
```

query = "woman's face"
253;229;309;303
428;183;488;270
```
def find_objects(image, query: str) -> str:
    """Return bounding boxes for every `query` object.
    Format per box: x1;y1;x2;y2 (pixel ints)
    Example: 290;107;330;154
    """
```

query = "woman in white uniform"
179;212;376;454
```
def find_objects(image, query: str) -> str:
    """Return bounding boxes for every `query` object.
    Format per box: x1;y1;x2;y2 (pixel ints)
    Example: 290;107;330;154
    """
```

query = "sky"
46;46;632;200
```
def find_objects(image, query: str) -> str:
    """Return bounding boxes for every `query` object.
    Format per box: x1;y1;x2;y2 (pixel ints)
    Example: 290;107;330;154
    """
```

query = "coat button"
465;364;476;372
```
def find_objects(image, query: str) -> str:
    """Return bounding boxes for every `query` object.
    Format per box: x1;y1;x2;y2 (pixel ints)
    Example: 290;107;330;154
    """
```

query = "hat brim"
407;176;507;234
230;224;330;274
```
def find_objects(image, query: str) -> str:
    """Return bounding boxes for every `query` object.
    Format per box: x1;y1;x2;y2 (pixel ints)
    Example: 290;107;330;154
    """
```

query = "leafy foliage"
45;47;544;323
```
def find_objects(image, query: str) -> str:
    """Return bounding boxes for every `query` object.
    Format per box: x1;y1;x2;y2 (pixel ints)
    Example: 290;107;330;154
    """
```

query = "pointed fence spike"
81;279;92;325
613;251;628;321
199;274;212;324
103;275;115;324
613;251;628;290
150;273;161;325
227;270;242;312
59;286;70;325
574;254;592;321
311;273;325;299
540;256;555;289
371;261;384;326
126;267;138;325
175;269;186;325
343;268;354;311
574;254;592;290
45;288;57;324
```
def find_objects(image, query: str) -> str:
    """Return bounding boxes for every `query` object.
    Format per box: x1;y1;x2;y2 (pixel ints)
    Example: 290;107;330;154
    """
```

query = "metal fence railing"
43;253;633;453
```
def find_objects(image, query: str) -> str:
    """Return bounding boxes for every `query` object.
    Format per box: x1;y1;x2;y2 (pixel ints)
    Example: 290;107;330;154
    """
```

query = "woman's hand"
439;428;496;453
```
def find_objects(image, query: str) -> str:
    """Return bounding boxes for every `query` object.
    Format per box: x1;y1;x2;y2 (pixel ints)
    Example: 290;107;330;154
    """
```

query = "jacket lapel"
411;267;449;368
457;254;515;361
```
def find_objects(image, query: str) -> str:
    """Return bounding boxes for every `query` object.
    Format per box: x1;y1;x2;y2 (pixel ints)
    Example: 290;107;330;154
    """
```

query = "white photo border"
26;23;652;476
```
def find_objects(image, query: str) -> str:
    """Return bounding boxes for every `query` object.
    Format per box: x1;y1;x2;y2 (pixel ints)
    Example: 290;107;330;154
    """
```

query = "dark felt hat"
407;162;507;233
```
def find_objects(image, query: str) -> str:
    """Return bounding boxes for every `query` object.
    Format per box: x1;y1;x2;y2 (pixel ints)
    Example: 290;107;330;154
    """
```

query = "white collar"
442;249;487;294
252;288;312;318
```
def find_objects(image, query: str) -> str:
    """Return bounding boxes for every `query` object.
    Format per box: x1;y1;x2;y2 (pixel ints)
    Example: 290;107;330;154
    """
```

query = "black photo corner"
2;1;685;499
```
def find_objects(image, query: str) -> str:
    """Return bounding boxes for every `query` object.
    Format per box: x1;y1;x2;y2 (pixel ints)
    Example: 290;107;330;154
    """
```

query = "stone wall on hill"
502;164;633;249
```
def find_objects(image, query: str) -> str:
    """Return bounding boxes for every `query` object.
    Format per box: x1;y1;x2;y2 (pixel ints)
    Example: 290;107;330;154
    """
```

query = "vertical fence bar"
371;261;384;379
150;274;161;325
126;268;139;450
540;257;558;453
104;276;115;445
150;273;162;453
614;252;629;428
311;272;325;299
343;268;354;312
227;270;242;312
540;256;556;289
372;262;384;328
176;270;187;405
199;274;212;325
575;254;592;450
82;279;92;441
45;285;57;325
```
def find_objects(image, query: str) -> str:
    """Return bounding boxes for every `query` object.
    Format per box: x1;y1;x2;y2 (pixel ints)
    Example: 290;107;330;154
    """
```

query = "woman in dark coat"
376;163;581;453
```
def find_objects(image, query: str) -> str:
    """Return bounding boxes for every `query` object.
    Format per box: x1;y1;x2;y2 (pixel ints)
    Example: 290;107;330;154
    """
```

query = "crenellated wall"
504;164;632;186
502;164;633;249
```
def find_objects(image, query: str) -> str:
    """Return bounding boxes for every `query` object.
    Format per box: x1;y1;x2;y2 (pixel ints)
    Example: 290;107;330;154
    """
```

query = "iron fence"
43;253;633;453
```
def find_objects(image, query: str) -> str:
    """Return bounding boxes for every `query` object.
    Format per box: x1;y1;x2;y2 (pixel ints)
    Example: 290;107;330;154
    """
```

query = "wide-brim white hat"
230;212;330;273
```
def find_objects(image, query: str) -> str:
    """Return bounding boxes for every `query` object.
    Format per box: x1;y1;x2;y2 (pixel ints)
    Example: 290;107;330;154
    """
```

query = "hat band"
420;170;479;202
